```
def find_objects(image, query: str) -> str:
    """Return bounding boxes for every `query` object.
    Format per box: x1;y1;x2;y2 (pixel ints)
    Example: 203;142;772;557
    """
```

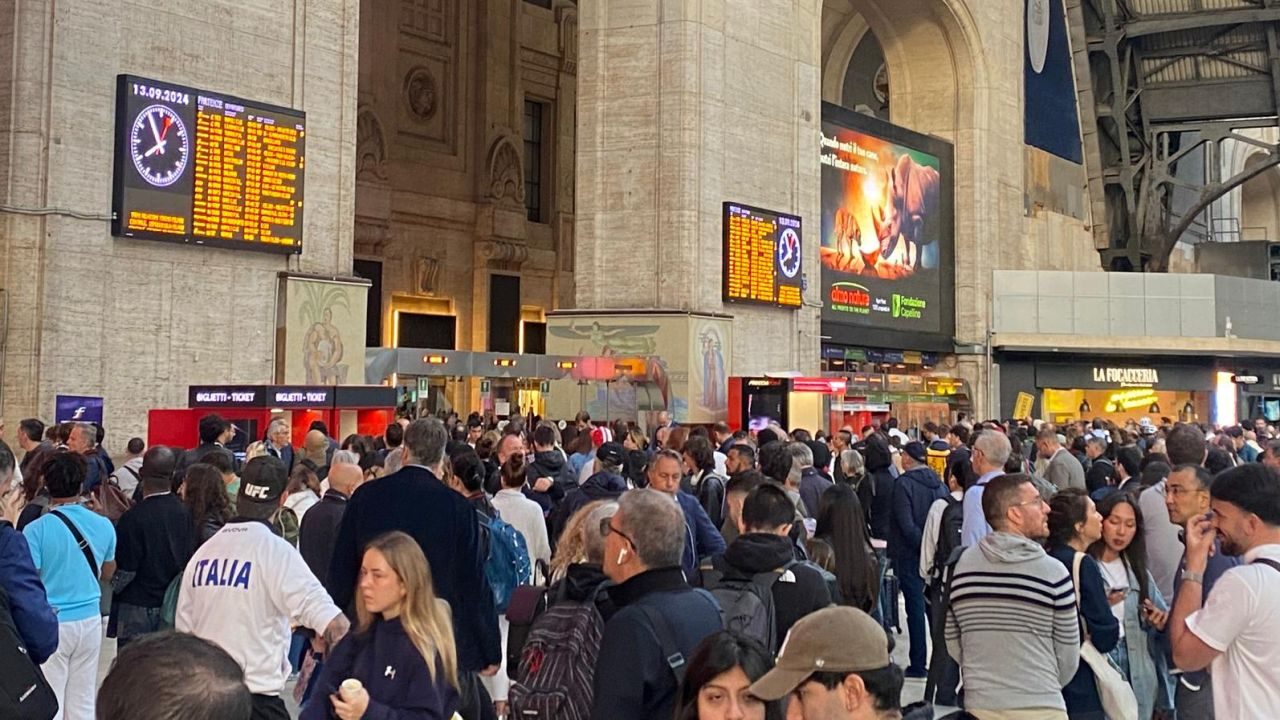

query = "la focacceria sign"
1092;367;1160;387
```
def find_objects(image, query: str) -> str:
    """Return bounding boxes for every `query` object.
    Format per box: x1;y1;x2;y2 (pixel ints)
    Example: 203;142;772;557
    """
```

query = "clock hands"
143;111;171;157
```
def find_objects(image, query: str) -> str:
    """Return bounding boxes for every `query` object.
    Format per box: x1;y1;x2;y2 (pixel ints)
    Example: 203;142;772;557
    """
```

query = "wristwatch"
1182;570;1205;585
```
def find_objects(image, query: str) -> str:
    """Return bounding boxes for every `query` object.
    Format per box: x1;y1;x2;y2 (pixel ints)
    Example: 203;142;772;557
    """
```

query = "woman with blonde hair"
302;531;459;720
549;499;614;582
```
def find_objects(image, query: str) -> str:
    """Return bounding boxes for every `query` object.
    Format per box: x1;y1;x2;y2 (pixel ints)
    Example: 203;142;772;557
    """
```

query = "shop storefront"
1231;369;1280;423
998;357;1219;425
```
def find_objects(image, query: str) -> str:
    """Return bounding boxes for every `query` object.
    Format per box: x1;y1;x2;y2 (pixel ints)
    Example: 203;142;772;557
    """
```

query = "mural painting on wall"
548;319;685;421
689;319;732;423
280;277;369;385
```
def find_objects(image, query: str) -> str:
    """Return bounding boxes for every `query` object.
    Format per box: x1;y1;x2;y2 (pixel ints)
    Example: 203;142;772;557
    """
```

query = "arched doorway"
1241;152;1280;242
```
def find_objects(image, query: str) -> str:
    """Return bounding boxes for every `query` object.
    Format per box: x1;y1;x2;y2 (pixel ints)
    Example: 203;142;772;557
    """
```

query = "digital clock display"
111;74;306;255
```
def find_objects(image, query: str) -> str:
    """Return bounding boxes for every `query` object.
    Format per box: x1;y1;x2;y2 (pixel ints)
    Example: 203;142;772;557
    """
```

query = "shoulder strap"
1071;552;1088;639
51;509;99;578
637;603;688;684
124;465;141;481
1252;558;1280;574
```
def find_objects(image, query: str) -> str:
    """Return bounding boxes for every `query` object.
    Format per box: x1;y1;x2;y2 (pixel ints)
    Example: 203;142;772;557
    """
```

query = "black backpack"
0;583;57;720
703;560;797;655
930;496;964;584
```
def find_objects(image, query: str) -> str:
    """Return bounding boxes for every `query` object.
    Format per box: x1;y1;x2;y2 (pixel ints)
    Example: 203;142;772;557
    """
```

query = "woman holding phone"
1088;492;1170;720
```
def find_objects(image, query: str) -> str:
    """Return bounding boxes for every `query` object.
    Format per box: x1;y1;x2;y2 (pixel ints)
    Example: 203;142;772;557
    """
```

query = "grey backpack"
704;560;798;655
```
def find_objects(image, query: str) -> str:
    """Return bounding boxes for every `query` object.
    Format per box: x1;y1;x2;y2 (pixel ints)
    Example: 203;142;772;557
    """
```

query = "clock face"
778;228;802;279
130;104;189;188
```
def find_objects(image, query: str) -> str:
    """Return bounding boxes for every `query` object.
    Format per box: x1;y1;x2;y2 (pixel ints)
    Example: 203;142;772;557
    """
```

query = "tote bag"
1072;552;1139;720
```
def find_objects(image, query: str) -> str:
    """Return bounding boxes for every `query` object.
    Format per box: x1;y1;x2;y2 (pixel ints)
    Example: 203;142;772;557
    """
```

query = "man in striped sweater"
944;473;1079;720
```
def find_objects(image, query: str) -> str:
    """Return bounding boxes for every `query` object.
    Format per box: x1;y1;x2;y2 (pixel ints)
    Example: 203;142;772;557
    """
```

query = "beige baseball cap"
749;606;891;701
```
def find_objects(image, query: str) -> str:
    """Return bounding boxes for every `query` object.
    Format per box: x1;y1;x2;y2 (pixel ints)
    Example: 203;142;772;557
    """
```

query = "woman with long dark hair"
815;484;879;614
1088;492;1169;720
675;631;782;720
1045;488;1117;720
180;463;233;547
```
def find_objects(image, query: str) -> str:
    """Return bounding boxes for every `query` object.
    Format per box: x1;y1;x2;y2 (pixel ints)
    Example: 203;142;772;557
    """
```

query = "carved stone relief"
403;67;439;121
487;134;525;206
558;5;578;75
480;239;529;271
356;107;388;181
416;256;442;295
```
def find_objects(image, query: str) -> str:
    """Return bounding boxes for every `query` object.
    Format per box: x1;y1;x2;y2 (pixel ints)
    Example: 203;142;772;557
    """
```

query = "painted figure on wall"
299;284;351;384
699;327;726;412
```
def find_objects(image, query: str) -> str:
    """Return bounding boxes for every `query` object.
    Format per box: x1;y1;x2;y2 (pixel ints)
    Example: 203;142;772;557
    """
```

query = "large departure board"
111;75;306;255
722;202;803;308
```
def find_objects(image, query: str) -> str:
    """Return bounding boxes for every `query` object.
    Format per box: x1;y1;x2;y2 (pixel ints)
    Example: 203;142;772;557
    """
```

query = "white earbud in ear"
617;548;628;563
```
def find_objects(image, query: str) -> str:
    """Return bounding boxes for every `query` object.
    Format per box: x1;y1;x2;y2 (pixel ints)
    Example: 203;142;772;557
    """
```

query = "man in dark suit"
327;418;501;719
263;418;295;474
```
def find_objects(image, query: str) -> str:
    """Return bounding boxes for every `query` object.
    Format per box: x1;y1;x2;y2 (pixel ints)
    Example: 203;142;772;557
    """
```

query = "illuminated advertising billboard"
820;103;955;349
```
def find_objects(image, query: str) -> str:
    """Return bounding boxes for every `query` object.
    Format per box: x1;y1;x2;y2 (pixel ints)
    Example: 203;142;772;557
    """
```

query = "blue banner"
55;395;104;424
1025;0;1083;163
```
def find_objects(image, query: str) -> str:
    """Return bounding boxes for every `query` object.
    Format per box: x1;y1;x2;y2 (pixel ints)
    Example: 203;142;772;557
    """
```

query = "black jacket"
591;567;723;720
714;533;833;648
862;467;896;542
525;450;572;512
550;470;626;544
689;470;727;530
301;616;459;720
548;562;616;620
299;490;348;589
1086;457;1116;493
114;493;194;608
328;465;500;672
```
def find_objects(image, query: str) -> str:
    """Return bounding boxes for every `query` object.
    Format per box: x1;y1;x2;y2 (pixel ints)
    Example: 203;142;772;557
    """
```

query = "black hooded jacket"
859;437;897;542
713;533;833;649
548;562;616;620
549;470;626;545
524;449;572;513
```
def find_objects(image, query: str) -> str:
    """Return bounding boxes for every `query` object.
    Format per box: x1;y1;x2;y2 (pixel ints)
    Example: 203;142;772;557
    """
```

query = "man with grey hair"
790;441;832;518
67;420;109;493
382;446;404;474
1036;424;1085;492
327;417;502;718
960;429;1012;545
592;489;723;720
262;418;295;474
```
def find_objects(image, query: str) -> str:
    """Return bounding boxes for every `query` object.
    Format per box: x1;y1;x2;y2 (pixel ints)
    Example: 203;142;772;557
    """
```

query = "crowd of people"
1;409;1279;720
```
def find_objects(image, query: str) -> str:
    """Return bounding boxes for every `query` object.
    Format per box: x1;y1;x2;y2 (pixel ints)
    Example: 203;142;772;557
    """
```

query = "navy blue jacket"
798;466;834;519
549;470;626;545
1048;544;1120;714
591;567;722;720
887;465;948;565
675;491;726;581
0;521;58;663
301;616;459;720
327;465;500;672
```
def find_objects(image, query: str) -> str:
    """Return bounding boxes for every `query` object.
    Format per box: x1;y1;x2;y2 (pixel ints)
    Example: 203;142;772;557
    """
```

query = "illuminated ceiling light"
1079;400;1091;414
494;358;517;368
1149;402;1161;414
424;354;448;365
556;361;577;370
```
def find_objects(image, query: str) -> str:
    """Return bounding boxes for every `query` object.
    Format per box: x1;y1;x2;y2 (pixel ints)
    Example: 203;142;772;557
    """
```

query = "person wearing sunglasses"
591;488;723;720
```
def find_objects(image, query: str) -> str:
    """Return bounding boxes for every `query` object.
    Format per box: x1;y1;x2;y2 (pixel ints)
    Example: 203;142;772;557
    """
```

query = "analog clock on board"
130;104;189;187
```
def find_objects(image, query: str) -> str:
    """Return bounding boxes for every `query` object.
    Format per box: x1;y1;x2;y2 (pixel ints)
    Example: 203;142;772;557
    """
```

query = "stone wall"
0;0;359;446
575;0;824;376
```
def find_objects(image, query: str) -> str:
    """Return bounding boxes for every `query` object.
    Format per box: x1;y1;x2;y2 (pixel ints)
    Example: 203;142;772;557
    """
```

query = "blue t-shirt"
23;504;117;622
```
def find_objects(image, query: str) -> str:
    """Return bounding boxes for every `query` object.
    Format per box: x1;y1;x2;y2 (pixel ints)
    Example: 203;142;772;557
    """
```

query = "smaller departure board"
111;74;306;255
722;202;803;308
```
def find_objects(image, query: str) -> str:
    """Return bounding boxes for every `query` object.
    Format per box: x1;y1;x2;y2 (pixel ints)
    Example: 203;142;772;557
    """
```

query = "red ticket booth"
148;384;396;457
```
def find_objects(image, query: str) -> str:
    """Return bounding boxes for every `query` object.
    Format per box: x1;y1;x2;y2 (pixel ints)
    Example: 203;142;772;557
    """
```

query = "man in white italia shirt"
177;455;349;720
1169;463;1280;720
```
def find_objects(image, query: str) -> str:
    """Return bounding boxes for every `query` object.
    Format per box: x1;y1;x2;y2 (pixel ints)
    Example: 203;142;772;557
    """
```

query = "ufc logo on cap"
243;484;271;499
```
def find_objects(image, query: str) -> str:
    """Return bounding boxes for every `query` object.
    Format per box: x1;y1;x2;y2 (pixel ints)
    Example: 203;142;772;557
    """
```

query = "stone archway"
1241;152;1280;242
820;0;1002;411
